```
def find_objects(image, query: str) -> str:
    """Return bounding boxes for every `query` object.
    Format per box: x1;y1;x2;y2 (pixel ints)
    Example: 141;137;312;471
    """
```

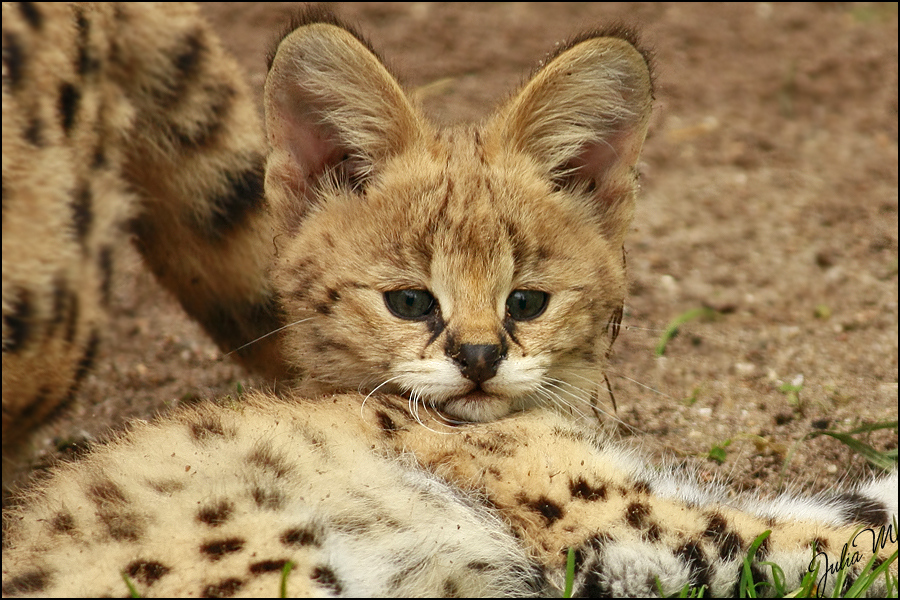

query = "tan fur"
3;392;895;596
266;22;651;422
2;5;896;598
2;2;287;465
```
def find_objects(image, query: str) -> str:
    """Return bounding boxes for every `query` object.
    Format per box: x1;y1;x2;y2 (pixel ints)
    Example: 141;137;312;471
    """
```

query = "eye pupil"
384;290;436;320
506;290;549;321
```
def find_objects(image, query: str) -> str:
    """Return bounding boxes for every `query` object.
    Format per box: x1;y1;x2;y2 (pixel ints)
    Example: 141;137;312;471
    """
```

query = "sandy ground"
9;3;897;499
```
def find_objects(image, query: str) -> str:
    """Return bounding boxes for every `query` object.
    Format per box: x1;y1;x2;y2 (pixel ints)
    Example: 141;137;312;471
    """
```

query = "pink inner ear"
561;125;640;194
272;105;348;191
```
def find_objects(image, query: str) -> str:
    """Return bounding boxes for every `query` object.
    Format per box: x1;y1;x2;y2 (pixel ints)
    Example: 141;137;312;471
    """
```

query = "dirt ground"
12;3;898;499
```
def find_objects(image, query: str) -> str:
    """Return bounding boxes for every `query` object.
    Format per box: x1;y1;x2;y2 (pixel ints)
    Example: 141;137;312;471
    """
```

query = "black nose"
451;344;504;384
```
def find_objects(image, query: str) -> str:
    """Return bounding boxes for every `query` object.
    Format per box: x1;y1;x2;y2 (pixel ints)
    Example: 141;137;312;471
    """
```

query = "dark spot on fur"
704;513;727;538
172;83;235;149
173;33;203;78
198;500;233;527
502;217;532;272
84;482;141;540
2;30;25;90
812;536;829;553
63;287;79;343
126;560;171;586
443;578;461;597
203;159;265;239
467;561;492;572
527;496;564;525
580;570;607;597
58;82;81;135
99;510;144;542
719;531;744;561
17;2;43;29
502;315;520;347
464;432;515;457
91;143;106;169
51;511;76;533
190;416;227;441
74;330;99;383
249;559;289;574
88;479;128;507
327;288;341;302
646;522;662;542
281;526;322;548
201;537;246;561
1;568;51;596
608;302;624;349
89;246;111;306
24;114;44;146
625;501;651;529
252;485;284;510
570;477;607;501
676;541;711;589
314;302;332;316
311;566;343;595
835;492;888;527
71;184;93;244
536;245;554;261
72;8;97;77
423;305;447;347
47;275;70;337
150;31;205;106
2;287;32;352
202;578;244;598
633;479;652;495
375;410;401;436
246;443;292;478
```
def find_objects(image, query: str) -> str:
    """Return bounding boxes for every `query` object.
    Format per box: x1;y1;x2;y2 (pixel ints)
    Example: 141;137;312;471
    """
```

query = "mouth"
395;383;516;422
454;389;494;403
433;388;513;422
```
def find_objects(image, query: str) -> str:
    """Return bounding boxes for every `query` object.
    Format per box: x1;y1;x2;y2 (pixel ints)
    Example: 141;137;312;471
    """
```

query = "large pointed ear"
264;18;422;220
490;30;653;247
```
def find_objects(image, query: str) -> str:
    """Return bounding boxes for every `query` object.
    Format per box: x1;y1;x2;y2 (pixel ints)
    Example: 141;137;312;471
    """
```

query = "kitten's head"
264;13;652;422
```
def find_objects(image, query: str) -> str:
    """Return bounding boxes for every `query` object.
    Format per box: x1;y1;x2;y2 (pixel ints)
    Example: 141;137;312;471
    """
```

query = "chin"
437;392;515;423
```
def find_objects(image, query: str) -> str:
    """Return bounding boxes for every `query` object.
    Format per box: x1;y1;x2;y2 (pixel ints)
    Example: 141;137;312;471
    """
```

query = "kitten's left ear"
490;30;653;247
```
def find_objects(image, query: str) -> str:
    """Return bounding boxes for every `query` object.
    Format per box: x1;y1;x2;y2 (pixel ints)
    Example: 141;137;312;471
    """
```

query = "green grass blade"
564;547;575;597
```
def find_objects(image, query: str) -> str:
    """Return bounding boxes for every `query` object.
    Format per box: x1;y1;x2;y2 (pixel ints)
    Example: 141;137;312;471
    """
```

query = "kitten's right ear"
264;19;421;218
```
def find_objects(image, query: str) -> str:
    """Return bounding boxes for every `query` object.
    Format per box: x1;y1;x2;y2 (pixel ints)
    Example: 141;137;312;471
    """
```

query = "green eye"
506;290;549;321
384;289;436;320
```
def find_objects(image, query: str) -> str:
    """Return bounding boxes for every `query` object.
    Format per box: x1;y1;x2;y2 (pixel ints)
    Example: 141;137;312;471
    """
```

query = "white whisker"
360;375;405;420
611;372;677;401
223;316;316;359
407;392;457;434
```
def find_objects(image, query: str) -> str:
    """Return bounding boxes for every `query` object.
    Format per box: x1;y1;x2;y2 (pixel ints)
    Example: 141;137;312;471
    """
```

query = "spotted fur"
2;4;897;598
2;393;896;597
2;2;286;468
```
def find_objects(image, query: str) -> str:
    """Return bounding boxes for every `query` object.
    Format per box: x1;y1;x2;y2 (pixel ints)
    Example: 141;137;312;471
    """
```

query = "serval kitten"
265;13;651;423
2;5;895;598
